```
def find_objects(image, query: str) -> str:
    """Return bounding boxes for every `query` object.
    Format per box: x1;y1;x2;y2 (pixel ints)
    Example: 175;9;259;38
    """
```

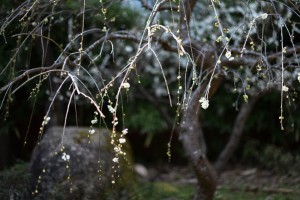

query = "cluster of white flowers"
62;152;70;161
39;116;50;135
89;129;95;134
107;105;115;113
261;13;268;20
199;97;209;109
225;50;234;61
111;128;129;165
112;157;119;163
119;128;128;144
89;112;98;134
282;85;289;92
114;146;121;153
119;138;126;144
42;116;51;126
121;82;130;89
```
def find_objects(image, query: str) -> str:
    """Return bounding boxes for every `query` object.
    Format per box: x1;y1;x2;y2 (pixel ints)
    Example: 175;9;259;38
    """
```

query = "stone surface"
29;126;135;199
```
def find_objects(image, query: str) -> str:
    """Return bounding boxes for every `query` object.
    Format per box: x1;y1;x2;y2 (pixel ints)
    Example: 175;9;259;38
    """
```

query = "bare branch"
0;62;62;95
179;0;197;44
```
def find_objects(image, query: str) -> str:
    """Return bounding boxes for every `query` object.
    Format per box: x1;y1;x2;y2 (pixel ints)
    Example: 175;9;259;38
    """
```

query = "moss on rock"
29;126;136;199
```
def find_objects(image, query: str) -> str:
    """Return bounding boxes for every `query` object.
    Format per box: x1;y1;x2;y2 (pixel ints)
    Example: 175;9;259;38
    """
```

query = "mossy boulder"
29;126;135;199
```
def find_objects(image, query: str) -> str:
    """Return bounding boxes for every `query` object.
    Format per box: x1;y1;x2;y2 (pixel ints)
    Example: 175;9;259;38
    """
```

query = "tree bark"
178;1;219;198
179;86;217;200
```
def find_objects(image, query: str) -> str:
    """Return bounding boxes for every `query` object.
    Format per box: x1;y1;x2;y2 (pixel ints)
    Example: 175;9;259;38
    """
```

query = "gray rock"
29;126;135;200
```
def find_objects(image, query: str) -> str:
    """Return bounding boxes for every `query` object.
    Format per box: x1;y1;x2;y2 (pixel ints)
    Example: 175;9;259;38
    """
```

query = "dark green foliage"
201;87;237;159
200;83;300;162
126;102;168;135
239;92;300;167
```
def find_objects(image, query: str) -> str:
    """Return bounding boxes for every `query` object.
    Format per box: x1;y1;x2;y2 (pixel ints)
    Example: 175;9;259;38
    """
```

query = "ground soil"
137;164;300;196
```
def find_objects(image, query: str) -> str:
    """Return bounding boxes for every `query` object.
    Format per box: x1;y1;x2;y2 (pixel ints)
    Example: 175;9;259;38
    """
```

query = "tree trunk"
179;86;217;200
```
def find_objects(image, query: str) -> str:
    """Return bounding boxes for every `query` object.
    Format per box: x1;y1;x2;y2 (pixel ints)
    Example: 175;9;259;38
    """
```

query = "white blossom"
42;116;51;125
121;82;130;89
119;138;126;144
261;13;268;19
62;153;70;161
225;51;232;59
199;97;209;109
201;100;209;109
89;129;95;134
122;128;128;135
112;157;119;163
114;146;121;152
91;118;98;124
282;85;289;92
107;105;115;113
